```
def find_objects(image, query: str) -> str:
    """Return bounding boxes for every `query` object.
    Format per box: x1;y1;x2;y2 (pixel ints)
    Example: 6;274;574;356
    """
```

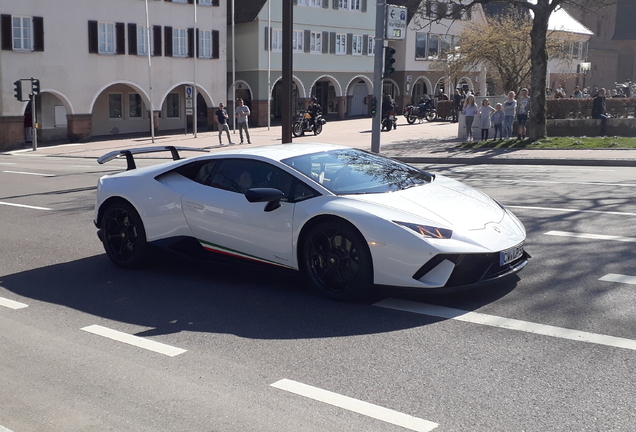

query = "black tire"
292;122;303;137
426;110;438;122
100;201;149;269
406;114;416;124
314;123;323;135
300;221;372;301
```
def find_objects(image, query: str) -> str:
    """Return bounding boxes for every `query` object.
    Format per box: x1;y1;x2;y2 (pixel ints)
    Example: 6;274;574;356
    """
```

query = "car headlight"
393;221;452;239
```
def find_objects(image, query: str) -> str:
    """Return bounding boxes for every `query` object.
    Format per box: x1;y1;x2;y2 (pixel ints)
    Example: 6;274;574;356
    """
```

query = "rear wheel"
292;122;303;137
100;201;149;269
300;221;372;301
406;114;416;124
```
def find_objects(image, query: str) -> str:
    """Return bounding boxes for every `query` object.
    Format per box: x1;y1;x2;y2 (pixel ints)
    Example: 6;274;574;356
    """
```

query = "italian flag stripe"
198;239;292;269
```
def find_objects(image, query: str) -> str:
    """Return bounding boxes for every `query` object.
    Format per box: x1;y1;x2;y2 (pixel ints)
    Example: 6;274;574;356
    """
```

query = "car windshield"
282;148;433;194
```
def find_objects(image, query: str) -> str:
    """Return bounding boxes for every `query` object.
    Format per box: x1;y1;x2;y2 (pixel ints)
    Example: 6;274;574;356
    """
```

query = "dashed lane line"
81;324;186;357
507;205;636;217
600;274;636;285
271;379;438;432
0;201;53;211
2;170;55;177
0;297;28;310
374;298;636;352
545;231;636;243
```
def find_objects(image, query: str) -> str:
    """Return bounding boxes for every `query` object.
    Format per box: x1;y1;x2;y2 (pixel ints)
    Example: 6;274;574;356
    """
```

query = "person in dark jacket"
591;88;610;136
308;98;321;132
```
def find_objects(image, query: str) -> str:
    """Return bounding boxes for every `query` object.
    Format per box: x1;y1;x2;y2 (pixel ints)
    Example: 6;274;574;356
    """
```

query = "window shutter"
333;0;338;10
196;28;200;57
329;31;335;53
153;25;162;56
293;0;297;5
361;0;366;12
212;30;219;59
188;0;194;3
346;33;352;55
304;29;310;53
164;26;173;57
187;27;194;57
264;26;269;51
322;0;329;7
116;22;125;54
362;34;368;55
212;0;219;6
128;23;137;55
88;20;98;53
322;31;328;53
33;17;44;51
1;15;11;51
164;0;172;2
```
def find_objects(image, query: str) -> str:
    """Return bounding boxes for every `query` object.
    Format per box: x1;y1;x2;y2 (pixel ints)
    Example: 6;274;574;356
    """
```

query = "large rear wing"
97;146;209;171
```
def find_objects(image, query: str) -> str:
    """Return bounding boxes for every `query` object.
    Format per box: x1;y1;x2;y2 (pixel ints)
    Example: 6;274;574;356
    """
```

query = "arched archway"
411;76;433;104
270;77;303;121
310;75;343;117
345;76;373;117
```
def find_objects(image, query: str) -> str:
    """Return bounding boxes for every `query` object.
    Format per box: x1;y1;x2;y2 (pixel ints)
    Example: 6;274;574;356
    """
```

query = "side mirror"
244;188;285;212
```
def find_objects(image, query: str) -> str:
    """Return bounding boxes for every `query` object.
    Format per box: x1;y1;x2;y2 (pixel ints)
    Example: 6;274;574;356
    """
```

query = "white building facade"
0;0;227;150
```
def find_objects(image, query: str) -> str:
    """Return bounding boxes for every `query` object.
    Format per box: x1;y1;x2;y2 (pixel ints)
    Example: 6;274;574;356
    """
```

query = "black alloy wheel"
101;201;149;269
301;221;372;301
292;122;303;137
314;123;323;135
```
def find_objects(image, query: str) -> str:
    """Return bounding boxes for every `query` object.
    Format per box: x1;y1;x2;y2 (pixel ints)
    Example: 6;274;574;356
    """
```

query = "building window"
199;0;213;5
109;94;123;119
367;36;375;56
199;29;212;58
167;93;180;118
173;28;187;57
428;34;439;59
310;31;322;53
339;0;360;10
173;0;187;3
272;28;282;51
137;25;153;56
292;30;303;52
335;33;346;54
12;16;32;51
99;22;116;54
298;0;322;6
129;94;143;118
352;34;362;55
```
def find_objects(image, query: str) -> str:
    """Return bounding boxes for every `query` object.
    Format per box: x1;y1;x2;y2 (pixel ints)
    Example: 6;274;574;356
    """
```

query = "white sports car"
94;143;528;300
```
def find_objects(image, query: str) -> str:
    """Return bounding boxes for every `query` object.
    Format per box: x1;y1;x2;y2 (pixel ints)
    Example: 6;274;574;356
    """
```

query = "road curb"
394;157;636;167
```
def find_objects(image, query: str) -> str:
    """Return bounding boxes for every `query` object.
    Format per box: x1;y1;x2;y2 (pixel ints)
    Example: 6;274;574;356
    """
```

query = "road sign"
185;85;193;99
185;108;194;115
386;5;407;40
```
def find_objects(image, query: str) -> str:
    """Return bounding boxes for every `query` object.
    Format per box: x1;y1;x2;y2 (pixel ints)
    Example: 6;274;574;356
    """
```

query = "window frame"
367;36;375;56
310;31;322;54
351;34;362;55
12;16;33;52
129;93;143;119
335;33;346;55
98;21;116;55
172;27;187;58
137;25;153;56
166;93;180;118
292;30;304;52
199;29;212;59
272;28;282;52
108;93;123;120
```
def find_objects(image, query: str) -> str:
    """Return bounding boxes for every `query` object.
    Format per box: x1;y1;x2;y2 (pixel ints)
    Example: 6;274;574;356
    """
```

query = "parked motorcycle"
292;110;325;137
381;110;397;131
403;104;438;123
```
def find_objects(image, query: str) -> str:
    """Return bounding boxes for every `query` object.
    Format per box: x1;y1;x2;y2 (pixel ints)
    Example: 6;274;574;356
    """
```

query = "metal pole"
281;0;293;143
267;0;271;130
31;94;37;151
193;0;198;137
145;0;155;143
371;0;386;153
231;0;236;133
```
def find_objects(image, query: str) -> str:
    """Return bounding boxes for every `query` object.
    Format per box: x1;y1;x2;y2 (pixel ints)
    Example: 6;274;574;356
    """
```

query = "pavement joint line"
270;378;439;432
507;205;636;217
599;274;636;285
545;231;636;243
0;297;28;310
81;324;187;357
0;201;53;211
374;298;636;352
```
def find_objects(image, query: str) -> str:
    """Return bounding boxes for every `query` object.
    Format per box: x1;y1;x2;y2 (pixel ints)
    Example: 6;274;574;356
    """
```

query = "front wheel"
314;123;323;135
426;109;438;122
300;221;372;301
100;201;149;269
292;122;303;137
406;114;416;124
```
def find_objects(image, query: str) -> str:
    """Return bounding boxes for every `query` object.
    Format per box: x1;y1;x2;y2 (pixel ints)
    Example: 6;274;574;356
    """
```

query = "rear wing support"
97;146;209;170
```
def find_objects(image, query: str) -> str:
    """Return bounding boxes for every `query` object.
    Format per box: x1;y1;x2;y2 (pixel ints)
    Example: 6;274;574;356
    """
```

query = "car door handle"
185;201;204;210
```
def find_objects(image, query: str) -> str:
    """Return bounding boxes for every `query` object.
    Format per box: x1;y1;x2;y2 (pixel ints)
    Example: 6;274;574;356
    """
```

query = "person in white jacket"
461;95;479;141
478;99;496;141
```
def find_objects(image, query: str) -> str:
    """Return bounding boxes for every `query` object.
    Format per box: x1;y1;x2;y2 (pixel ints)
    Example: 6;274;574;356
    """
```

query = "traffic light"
370;97;377;115
31;78;40;95
384;47;396;78
14;80;22;101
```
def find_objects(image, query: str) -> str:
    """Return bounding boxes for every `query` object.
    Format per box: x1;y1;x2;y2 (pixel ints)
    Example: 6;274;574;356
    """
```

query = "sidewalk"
6;117;636;166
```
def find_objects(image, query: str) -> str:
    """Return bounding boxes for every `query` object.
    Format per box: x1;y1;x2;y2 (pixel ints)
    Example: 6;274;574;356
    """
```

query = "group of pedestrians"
461;88;531;141
215;99;251;146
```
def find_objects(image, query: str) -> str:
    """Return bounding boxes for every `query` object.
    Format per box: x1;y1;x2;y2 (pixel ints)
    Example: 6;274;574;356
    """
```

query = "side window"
208;159;293;199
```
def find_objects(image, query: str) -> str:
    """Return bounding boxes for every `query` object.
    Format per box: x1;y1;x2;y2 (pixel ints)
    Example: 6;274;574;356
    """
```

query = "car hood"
346;175;504;230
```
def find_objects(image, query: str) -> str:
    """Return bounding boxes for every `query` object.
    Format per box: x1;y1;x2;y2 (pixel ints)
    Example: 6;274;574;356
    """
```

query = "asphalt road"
1;154;635;432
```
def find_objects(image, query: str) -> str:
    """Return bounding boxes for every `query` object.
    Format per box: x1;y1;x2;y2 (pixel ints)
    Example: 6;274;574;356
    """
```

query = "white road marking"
0;424;16;432
0;162;17;165
545;231;636;243
271;379;438;432
507;205;636;217
374;298;636;352
2;170;55;177
0;201;53;211
488;179;636;187
0;297;28;310
81;324;186;357
599;274;636;285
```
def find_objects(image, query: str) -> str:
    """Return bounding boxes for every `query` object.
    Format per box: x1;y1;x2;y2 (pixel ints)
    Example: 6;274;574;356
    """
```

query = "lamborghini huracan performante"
94;144;529;300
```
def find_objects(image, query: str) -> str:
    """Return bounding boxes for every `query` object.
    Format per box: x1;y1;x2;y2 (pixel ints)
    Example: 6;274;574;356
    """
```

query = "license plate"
500;243;524;266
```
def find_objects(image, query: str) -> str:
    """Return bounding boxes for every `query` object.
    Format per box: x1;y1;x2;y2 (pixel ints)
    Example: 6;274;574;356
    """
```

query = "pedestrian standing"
216;103;233;146
452;89;462;123
235;99;251;144
461;95;478;142
24;106;33;144
478;98;495;141
491;103;505;140
502;91;517;139
591;88;610;136
516;88;531;140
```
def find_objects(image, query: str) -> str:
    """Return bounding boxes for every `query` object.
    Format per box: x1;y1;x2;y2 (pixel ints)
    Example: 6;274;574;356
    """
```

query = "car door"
181;158;296;268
